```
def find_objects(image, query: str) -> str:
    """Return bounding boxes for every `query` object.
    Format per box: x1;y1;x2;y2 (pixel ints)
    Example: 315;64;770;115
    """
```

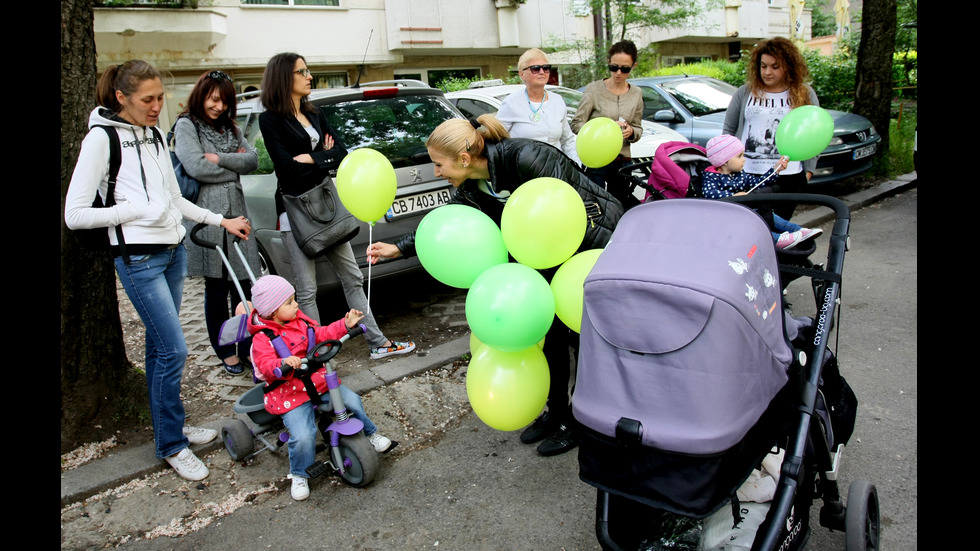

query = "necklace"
526;88;547;122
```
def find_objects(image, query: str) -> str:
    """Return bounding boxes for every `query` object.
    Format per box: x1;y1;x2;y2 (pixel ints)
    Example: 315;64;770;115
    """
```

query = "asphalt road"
68;187;917;551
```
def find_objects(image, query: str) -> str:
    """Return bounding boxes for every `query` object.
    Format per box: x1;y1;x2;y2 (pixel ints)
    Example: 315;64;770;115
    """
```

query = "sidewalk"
60;173;917;508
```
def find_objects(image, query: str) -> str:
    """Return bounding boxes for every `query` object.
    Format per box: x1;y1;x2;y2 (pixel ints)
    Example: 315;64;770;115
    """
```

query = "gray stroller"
572;195;877;551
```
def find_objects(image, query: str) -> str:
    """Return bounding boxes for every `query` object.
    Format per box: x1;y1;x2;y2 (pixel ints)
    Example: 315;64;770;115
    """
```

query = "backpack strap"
260;319;323;405
94;125;128;263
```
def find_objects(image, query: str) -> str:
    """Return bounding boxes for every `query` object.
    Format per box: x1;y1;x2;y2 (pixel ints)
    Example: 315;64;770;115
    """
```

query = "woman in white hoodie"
65;60;251;482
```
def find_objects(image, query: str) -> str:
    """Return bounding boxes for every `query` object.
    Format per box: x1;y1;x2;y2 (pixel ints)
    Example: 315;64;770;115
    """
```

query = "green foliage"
253;137;275;175
884;101;916;177
802;48;857;111
433;74;520;93
807;0;838;37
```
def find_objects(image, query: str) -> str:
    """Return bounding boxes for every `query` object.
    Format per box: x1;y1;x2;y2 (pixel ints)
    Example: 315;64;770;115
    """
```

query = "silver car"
445;80;688;165
235;81;463;293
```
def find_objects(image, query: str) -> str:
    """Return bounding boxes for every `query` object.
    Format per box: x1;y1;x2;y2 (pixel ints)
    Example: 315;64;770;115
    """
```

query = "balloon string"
365;223;373;316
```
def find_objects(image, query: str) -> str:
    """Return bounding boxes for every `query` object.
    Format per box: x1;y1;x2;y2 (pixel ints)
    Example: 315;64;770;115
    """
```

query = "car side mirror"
654;109;679;123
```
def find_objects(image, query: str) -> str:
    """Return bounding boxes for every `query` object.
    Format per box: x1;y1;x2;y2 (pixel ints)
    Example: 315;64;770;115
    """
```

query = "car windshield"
659;79;736;117
322;95;460;168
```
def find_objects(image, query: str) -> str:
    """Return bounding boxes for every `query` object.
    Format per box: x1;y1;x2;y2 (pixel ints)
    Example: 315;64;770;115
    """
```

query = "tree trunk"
61;0;148;453
853;0;897;161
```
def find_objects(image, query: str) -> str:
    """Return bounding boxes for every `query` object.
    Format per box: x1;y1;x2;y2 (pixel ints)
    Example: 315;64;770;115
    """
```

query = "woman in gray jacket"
173;70;260;375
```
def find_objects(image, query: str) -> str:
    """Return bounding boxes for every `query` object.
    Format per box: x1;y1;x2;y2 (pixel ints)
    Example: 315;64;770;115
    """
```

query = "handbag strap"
94;125;128;262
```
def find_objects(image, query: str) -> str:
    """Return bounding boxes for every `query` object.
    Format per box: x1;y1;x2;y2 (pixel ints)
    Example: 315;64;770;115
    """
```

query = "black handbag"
282;176;360;258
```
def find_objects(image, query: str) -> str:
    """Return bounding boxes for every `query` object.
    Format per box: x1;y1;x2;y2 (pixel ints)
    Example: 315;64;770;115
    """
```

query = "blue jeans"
771;214;802;241
114;245;190;459
279;385;378;477
281;231;387;348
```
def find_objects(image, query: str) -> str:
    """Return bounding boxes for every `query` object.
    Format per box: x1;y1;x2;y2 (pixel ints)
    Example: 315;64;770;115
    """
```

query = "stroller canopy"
573;199;792;455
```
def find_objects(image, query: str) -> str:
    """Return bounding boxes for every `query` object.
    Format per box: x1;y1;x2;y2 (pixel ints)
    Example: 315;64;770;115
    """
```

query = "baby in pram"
702;134;822;251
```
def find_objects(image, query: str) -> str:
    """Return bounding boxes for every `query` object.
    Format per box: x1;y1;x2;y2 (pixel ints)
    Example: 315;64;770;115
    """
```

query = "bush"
433;74;519;93
642;59;746;88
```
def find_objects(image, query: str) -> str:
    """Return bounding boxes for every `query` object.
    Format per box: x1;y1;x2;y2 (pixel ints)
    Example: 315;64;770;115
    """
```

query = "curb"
61;334;471;509
61;174;915;508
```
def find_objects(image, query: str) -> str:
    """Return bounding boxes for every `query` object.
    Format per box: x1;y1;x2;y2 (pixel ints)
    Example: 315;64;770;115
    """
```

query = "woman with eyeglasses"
571;39;644;209
257;52;415;361
495;48;580;165
173;70;260;376
65;60;252;482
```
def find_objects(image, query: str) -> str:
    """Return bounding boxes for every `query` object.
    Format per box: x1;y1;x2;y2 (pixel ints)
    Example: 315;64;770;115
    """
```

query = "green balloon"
774;105;835;161
576;117;623;168
466;345;550;432
465;263;556;352
551;249;603;333
416;205;508;289
500;177;586;270
336;148;398;223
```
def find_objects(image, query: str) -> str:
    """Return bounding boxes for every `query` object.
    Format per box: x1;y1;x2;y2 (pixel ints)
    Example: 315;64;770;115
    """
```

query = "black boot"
536;420;579;456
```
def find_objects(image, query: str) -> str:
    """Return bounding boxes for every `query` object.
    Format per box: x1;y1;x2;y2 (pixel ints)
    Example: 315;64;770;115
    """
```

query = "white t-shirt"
739;90;803;175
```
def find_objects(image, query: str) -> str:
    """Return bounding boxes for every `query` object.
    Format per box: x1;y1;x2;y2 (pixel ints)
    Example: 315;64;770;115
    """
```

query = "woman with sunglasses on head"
571;39;644;209
257;52;415;361
723;36;818;221
173;70;260;376
496;48;580;165
65;60;252;482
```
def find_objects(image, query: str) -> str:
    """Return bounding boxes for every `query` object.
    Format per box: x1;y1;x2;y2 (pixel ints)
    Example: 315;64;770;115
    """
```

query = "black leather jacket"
395;138;624;257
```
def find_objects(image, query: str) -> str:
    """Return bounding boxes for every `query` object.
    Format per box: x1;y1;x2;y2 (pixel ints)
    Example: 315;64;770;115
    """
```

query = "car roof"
628;74;725;85
446;84;582;99
236;80;446;112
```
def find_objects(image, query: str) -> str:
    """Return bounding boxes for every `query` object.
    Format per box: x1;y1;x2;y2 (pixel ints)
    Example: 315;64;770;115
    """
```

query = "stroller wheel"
222;419;255;461
335;433;379;488
845;480;880;551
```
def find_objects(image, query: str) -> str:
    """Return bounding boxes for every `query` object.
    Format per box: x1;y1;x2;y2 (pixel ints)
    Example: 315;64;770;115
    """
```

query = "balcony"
94;5;227;67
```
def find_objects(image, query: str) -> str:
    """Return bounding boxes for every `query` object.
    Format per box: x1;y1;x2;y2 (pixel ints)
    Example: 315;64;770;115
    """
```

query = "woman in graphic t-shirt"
723;37;819;220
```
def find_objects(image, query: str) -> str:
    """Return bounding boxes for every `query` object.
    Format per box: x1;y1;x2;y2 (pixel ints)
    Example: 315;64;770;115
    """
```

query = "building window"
241;0;340;6
312;72;348;88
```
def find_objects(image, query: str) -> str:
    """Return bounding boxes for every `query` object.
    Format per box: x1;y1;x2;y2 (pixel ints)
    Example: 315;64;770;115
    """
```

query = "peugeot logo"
410;168;423;183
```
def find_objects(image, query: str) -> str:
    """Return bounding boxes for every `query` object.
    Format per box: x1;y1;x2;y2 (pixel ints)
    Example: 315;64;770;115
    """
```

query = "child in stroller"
702;135;822;251
246;275;396;501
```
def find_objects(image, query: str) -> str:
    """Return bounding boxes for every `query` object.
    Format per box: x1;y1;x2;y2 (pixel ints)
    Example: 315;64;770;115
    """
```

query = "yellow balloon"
336;148;398;223
551;249;603;333
500;177;586;270
576;117;623;168
466;345;550;431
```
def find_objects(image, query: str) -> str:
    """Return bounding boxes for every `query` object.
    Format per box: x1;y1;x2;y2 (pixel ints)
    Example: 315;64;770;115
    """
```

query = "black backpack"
74;125;125;256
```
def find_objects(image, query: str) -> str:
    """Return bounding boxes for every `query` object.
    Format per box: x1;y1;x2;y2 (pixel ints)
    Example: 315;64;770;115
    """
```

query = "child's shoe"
368;432;398;453
796;227;823;245
183;425;218;445
775;231;805;250
165;448;210;481
370;340;416;360
289;474;310;501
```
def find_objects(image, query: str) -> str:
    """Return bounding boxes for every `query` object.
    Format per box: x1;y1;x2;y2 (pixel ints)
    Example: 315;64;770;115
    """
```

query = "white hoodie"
65;107;222;247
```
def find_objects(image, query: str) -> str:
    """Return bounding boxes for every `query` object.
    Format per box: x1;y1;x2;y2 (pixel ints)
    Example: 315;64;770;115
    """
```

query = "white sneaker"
289;475;310;501
165;448;210;481
368;432;393;453
183;425;218;445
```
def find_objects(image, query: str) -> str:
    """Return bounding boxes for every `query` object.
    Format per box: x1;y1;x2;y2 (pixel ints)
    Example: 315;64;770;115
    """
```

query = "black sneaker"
536;422;579;457
223;359;245;375
520;411;557;444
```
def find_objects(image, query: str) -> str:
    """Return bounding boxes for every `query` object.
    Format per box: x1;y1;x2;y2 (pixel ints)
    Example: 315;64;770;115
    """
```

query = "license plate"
853;144;877;160
385;187;453;220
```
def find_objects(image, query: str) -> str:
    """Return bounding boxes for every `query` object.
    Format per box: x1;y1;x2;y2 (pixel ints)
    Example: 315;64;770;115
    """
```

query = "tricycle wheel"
336;433;379;488
221;420;254;461
845;480;880;551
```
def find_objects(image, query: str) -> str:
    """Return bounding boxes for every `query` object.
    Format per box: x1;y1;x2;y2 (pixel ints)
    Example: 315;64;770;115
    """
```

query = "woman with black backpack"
65;60;251;482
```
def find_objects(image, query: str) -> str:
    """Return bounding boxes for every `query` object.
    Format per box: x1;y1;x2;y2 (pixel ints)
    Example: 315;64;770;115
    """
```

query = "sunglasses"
294;68;312;77
524;64;552;74
208;70;232;81
608;64;633;74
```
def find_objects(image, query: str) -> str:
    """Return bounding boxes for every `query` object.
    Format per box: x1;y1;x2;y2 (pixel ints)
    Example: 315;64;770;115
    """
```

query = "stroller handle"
190;222;244;250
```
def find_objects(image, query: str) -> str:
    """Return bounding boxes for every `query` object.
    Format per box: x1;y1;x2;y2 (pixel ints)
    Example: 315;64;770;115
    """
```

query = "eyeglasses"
294;68;312;78
608;64;633;74
208;70;232;81
524;64;552;74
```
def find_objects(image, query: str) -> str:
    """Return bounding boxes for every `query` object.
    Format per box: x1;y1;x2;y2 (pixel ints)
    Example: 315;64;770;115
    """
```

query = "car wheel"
257;243;275;277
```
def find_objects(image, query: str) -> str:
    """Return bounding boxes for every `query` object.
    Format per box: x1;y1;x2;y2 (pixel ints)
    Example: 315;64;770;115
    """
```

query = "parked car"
627;75;882;185
445;80;688;166
234;80;463;293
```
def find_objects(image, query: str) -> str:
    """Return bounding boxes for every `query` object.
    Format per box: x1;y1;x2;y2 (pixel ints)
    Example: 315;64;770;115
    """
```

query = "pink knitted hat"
251;275;295;318
706;134;745;168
